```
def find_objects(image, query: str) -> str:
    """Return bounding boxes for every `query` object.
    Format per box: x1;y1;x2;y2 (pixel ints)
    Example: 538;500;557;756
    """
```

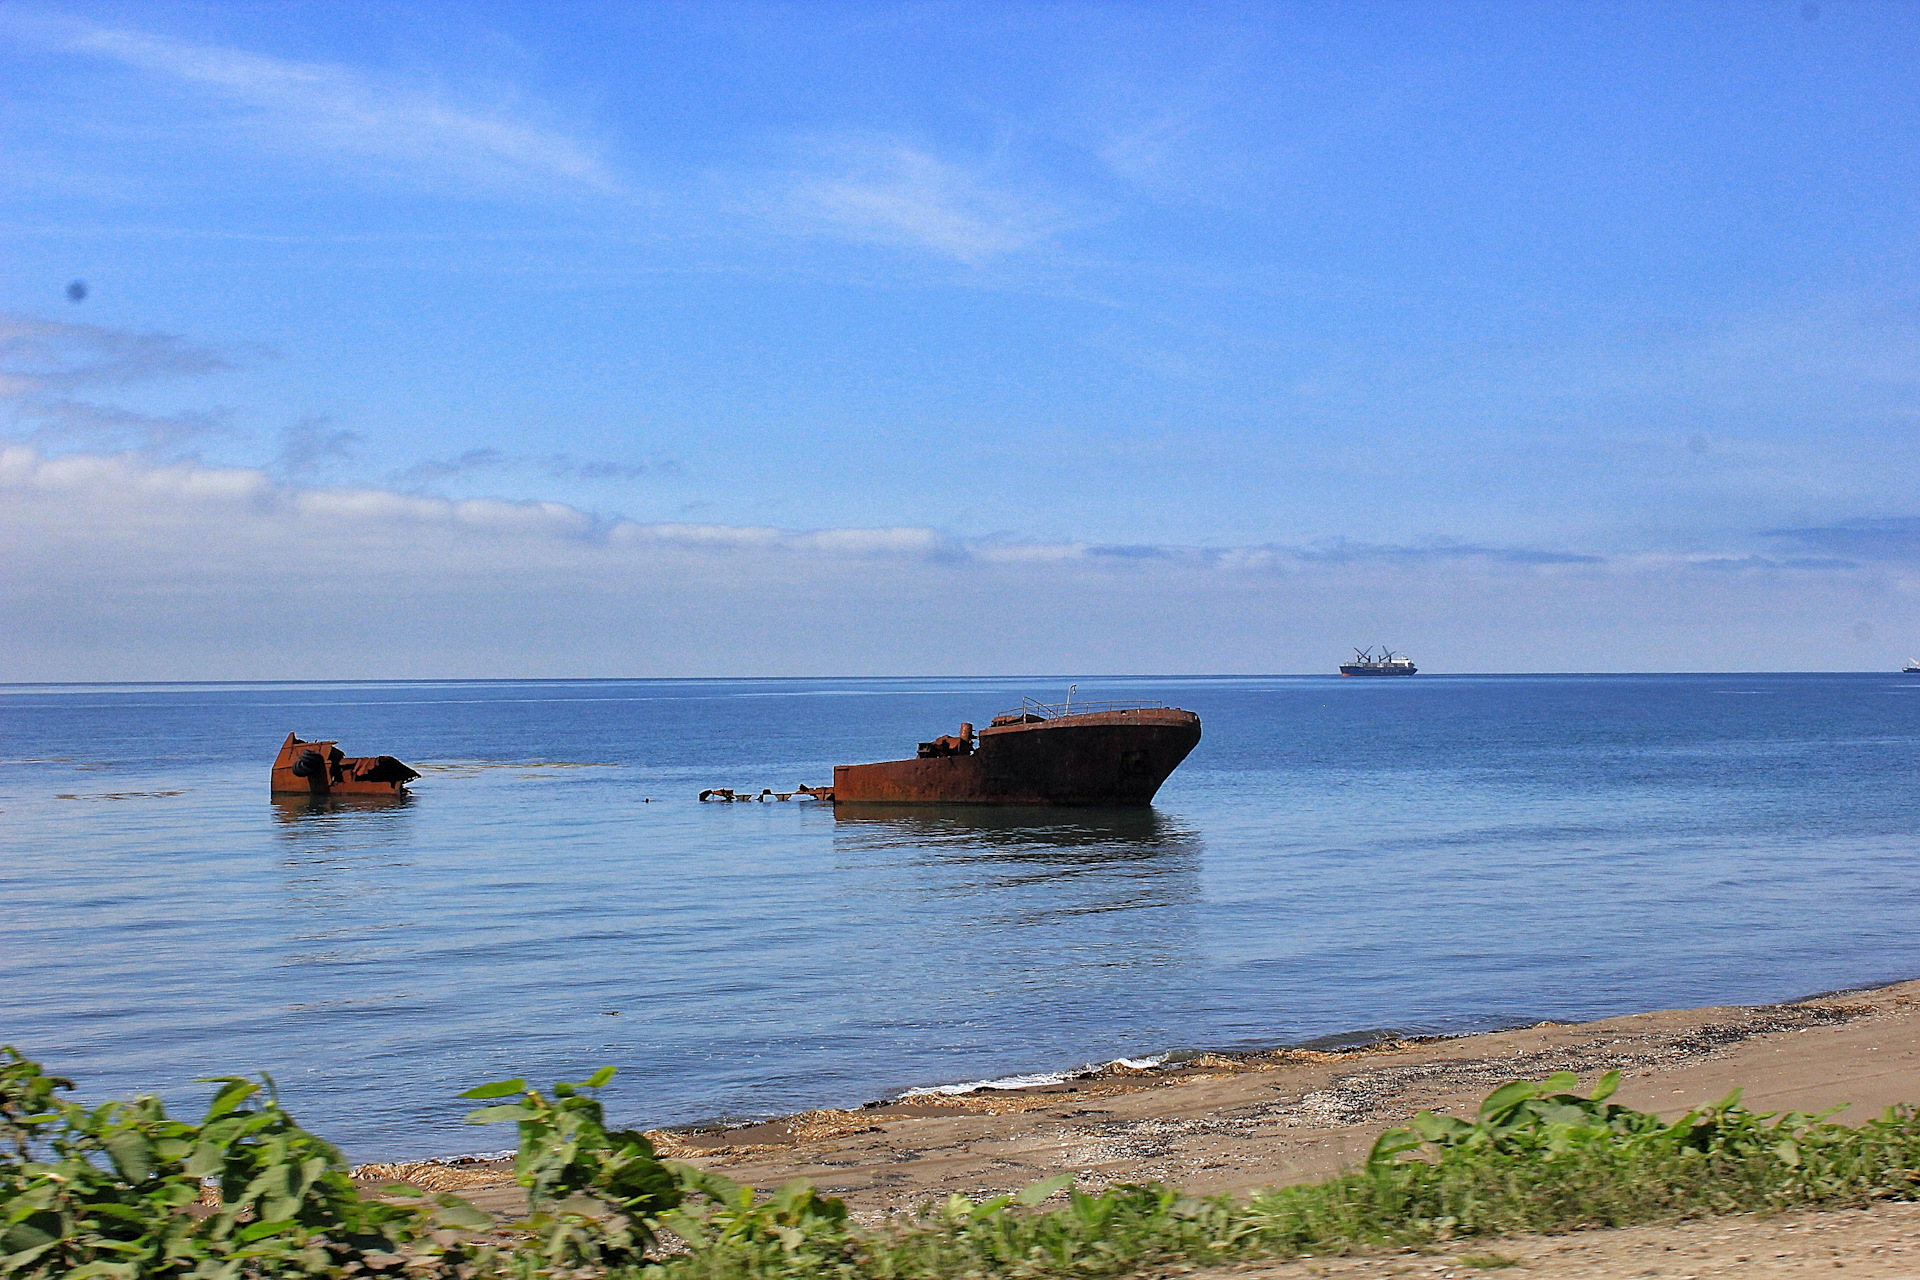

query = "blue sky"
3;1;1918;677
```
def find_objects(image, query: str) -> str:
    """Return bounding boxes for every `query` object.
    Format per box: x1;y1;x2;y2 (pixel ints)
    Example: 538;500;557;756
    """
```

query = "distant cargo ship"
830;695;1201;806
1339;647;1418;676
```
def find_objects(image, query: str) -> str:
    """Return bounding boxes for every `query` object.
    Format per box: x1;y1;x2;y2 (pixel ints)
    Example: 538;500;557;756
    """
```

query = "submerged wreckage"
270;733;419;797
824;696;1203;806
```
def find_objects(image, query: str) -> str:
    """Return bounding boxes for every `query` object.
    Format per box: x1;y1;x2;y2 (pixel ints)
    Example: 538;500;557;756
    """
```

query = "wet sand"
360;978;1920;1230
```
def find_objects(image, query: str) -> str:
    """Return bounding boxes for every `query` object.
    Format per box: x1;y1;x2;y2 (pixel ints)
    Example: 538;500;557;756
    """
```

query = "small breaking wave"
901;1053;1171;1098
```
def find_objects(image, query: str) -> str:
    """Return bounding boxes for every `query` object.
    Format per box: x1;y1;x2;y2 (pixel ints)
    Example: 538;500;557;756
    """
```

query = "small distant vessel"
1905;659;1920;674
829;693;1202;805
270;733;419;796
1340;647;1418;677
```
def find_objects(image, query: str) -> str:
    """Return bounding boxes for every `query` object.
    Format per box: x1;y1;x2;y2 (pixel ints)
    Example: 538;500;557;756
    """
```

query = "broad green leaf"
459;1079;528;1100
668;1161;742;1203
234;1218;299;1244
968;1194;1014;1220
85;1204;153;1224
102;1130;155;1183
1015;1172;1075;1206
766;1179;813;1217
585;1065;617;1089
1410;1111;1473;1142
465;1103;535;1125
0;1242;57;1273
196;1077;258;1120
1;1220;57;1251
1478;1080;1540;1117
1366;1127;1423;1166
152;1182;200;1208
1536;1102;1591;1128
62;1261;136;1280
1538;1071;1580;1096
1588;1069;1622;1102
183;1144;225;1177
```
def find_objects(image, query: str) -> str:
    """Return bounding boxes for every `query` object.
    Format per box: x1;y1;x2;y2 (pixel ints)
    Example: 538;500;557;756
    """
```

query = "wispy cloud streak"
1765;518;1920;561
397;448;676;486
0;316;230;394
784;138;1068;263
0;315;237;451
23;17;614;192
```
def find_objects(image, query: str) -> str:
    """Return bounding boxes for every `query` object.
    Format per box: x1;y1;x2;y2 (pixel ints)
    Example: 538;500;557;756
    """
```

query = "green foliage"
461;1067;680;1269
9;1052;1920;1280
1366;1066;1862;1181
636;1072;1920;1280
0;1046;480;1279
649;1167;857;1278
1366;1069;1656;1164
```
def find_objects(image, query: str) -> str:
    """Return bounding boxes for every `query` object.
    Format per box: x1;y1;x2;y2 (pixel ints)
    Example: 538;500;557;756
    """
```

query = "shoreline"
356;977;1920;1219
378;975;1920;1168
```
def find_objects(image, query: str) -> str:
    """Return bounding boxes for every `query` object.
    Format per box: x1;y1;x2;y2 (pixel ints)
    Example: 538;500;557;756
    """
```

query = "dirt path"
1200;1201;1920;1277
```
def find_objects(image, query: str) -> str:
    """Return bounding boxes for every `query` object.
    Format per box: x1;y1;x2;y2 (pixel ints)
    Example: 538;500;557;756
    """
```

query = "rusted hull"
270;732;419;796
833;708;1201;806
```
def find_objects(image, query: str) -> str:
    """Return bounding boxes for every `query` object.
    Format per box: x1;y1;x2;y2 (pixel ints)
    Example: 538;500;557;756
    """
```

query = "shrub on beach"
643;1075;1920;1280
0;1046;488;1279
5;1045;1920;1280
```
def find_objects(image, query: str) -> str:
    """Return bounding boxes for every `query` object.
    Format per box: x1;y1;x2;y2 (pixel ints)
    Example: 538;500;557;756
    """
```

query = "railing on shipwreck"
999;696;1168;721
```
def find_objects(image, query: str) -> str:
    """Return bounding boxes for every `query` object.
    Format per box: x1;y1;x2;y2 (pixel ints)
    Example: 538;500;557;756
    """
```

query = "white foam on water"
900;1052;1171;1098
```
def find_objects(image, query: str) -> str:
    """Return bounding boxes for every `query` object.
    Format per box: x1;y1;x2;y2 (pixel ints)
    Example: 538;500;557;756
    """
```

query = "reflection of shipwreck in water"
830;802;1187;848
270;733;419;797
830;697;1202;806
270;793;414;824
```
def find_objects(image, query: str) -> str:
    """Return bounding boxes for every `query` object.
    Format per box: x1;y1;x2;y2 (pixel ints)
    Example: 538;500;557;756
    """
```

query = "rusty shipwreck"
831;697;1201;806
270;733;420;797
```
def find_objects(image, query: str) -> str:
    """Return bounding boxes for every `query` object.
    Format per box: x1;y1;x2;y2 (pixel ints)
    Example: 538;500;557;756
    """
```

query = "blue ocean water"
5;673;1920;1161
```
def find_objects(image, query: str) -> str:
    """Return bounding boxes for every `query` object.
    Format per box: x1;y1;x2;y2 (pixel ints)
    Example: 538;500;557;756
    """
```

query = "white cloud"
22;17;614;193
785;139;1068;263
4;445;1917;680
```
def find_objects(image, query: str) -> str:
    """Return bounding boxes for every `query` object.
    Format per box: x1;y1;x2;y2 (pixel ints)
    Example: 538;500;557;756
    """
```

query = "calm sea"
5;674;1920;1161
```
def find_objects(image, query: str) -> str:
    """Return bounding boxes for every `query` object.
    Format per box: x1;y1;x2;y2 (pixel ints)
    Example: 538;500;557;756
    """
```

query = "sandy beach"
634;980;1920;1208
360;979;1920;1270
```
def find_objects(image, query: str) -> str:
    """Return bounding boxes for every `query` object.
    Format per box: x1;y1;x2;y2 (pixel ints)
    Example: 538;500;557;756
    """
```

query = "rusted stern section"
270;732;420;796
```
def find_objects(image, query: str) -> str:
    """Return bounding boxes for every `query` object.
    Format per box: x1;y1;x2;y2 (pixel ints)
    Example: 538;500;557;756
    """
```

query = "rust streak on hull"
832;707;1200;806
